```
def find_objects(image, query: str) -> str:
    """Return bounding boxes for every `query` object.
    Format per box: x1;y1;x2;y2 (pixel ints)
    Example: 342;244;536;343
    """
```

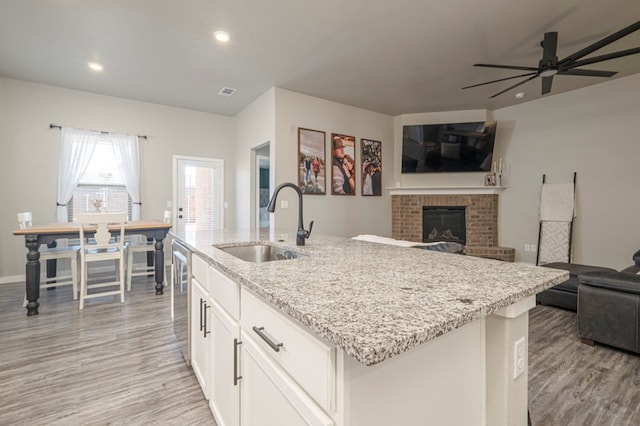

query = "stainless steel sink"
216;243;307;263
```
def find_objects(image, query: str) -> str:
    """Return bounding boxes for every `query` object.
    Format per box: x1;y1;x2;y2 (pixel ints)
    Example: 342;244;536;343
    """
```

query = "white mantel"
387;186;505;196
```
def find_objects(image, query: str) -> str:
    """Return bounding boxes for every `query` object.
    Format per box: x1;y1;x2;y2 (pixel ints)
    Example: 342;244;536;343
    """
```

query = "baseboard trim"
0;275;24;285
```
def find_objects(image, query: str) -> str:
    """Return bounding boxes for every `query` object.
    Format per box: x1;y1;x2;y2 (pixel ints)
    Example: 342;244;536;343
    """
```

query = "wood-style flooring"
0;277;214;425
2;276;639;425
529;305;640;426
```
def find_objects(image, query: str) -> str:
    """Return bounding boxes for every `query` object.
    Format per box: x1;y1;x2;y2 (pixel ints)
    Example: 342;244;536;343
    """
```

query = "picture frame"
298;128;326;194
330;133;356;195
361;139;382;196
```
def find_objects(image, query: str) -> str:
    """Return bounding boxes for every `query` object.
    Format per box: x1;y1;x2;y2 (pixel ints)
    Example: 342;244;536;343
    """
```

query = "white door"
173;156;224;235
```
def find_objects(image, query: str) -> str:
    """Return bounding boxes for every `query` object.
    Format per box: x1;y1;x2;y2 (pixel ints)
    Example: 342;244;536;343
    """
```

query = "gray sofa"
536;263;617;311
578;269;640;353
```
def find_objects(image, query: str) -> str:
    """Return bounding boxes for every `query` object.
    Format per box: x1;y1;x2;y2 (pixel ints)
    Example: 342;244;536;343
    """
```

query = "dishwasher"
171;239;191;364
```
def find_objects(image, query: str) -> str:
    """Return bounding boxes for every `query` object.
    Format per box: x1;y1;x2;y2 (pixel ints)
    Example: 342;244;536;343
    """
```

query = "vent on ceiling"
218;87;236;97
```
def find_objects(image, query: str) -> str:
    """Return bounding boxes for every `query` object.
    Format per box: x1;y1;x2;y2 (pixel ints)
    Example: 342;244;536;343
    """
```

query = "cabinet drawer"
241;288;336;413
209;266;239;320
192;254;208;285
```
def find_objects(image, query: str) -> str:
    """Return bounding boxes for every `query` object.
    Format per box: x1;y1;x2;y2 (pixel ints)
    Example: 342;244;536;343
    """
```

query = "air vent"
218;87;236;97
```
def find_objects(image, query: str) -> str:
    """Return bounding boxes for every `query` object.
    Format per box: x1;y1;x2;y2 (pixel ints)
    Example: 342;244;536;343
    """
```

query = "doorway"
172;156;224;234
254;144;270;230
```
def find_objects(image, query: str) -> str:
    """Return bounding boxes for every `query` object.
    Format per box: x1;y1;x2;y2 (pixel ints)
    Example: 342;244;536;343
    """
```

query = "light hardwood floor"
2;276;639;425
529;305;640;426
0;277;214;425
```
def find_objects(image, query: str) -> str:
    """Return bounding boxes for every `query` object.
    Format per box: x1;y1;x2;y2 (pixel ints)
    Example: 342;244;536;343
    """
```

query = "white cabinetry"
190;273;211;399
241;329;334;426
209;266;241;426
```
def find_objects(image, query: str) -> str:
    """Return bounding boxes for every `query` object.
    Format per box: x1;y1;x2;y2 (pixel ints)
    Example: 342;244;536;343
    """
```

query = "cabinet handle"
203;303;211;338
252;326;283;352
233;338;242;386
199;299;204;331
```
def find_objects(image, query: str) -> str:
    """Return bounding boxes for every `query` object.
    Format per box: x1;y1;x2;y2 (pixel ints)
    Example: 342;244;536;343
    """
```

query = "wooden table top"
13;220;172;236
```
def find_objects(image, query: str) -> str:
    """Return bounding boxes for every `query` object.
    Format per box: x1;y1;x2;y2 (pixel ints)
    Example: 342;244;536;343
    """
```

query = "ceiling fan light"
540;69;558;77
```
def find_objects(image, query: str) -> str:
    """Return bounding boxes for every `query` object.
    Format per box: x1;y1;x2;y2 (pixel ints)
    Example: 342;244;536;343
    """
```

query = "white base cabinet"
241;330;334;426
209;300;240;426
190;277;211;399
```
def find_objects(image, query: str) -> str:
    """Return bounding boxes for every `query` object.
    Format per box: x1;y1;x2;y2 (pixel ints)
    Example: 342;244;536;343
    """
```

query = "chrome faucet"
266;182;314;246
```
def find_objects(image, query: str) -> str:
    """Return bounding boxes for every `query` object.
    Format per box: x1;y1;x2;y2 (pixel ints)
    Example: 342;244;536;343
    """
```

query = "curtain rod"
49;124;148;140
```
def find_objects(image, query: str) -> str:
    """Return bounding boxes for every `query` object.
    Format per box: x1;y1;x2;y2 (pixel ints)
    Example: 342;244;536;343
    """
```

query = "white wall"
273;88;394;237
234;88;276;230
496;73;640;269
0;78;235;278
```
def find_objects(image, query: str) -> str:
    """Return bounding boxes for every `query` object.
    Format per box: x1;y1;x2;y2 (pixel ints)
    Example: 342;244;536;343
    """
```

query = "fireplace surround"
392;192;515;261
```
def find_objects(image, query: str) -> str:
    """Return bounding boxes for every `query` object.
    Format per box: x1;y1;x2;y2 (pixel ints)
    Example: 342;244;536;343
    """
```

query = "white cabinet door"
191;278;211;399
210;301;240;426
241;331;334;426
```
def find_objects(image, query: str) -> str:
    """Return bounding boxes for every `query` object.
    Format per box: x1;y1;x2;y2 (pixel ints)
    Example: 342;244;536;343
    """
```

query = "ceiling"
1;0;639;117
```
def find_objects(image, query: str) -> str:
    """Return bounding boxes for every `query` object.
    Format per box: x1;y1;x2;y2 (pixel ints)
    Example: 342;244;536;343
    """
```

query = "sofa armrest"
579;270;640;295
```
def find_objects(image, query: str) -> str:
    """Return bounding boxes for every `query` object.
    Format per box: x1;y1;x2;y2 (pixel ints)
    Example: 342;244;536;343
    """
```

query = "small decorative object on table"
89;198;103;213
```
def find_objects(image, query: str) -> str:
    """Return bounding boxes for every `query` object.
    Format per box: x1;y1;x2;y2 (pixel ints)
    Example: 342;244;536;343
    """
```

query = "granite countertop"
170;229;568;366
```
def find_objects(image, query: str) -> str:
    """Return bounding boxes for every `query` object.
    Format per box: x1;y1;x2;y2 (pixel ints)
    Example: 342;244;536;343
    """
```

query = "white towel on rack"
540;183;575;221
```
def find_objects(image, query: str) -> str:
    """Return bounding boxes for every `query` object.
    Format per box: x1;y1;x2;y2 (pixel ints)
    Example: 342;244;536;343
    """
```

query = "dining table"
13;220;172;316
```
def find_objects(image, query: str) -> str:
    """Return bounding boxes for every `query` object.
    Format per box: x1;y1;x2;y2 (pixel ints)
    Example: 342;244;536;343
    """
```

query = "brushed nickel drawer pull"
234;338;242;386
252;326;283;352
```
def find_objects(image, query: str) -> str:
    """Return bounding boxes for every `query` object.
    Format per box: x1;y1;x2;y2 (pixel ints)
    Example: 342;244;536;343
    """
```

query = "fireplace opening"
422;207;466;245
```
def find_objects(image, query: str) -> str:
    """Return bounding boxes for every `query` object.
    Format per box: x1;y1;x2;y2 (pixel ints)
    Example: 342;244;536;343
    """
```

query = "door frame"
172;155;225;233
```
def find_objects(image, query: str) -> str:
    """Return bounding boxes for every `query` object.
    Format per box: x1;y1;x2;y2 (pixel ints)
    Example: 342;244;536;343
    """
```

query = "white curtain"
111;133;141;220
56;127;100;222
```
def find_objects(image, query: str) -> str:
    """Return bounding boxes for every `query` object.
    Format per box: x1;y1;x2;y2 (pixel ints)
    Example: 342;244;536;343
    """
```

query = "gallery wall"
271;88;395;238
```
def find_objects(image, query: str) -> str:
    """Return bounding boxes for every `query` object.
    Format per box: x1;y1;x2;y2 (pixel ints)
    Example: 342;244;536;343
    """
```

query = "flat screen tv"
402;121;497;173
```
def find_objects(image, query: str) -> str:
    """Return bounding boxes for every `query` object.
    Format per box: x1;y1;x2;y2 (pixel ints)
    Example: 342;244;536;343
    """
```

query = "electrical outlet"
281;200;289;209
524;244;531;252
514;337;526;379
531;244;537;253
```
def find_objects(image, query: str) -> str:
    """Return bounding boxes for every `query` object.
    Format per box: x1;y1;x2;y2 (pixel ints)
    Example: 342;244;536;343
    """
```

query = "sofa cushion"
542;262;617;293
579;270;640;295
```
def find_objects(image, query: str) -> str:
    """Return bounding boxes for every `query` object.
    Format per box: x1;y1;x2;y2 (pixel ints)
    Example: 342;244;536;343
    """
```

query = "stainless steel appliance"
171;239;191;364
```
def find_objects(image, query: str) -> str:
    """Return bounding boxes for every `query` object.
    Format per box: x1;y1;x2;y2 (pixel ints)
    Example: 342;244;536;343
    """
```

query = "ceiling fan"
463;20;640;98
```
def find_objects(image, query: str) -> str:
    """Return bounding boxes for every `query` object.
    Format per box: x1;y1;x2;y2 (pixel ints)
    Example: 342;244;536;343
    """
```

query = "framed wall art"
330;133;356;195
361;138;382;196
298;127;326;194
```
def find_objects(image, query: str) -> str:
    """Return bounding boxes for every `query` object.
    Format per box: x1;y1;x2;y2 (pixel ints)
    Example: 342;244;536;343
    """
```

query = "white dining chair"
77;212;127;309
17;212;80;302
126;210;171;291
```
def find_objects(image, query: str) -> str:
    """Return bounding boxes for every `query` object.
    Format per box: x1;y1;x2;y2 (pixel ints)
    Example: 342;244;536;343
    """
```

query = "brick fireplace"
391;191;515;262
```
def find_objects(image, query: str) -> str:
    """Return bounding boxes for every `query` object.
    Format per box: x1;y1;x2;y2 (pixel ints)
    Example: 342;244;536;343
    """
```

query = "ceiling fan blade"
542;32;558;64
489;74;539;98
541;76;553;95
558;20;640;65
564;47;640;69
474;63;539;72
559;68;617;77
461;72;538;90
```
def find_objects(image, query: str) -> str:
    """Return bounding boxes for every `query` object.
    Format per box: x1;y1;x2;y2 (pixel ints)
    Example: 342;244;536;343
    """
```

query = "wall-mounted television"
402;121;497;173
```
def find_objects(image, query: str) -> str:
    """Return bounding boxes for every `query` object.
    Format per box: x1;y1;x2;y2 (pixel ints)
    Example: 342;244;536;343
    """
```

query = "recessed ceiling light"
88;62;103;72
213;31;231;43
515;92;526;99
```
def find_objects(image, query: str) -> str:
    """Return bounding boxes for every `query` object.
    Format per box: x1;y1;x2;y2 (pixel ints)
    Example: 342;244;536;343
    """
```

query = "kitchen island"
171;229;567;426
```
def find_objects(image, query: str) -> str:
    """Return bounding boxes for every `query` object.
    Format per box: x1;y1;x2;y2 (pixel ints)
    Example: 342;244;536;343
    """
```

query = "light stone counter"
170;229;568;366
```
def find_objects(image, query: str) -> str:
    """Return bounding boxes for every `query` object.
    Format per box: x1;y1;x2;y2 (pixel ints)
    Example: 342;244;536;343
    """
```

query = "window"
67;140;132;221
